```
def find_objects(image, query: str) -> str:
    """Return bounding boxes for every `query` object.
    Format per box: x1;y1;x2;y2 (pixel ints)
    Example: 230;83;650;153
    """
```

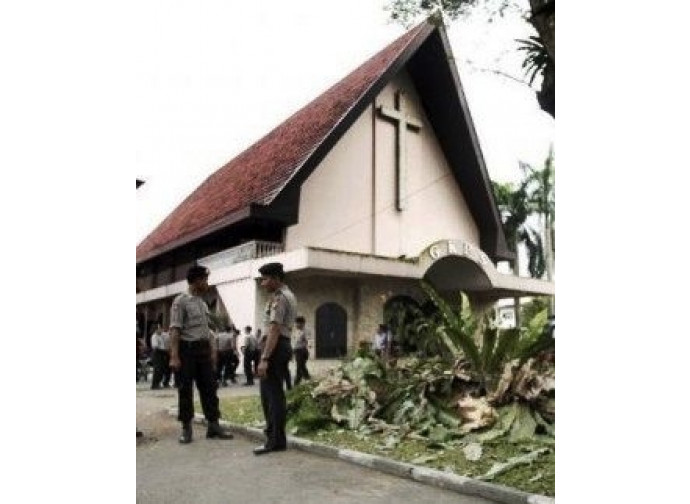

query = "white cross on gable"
377;90;423;211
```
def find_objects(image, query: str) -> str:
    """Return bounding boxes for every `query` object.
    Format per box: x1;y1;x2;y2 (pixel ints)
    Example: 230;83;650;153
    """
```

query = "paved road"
136;359;498;504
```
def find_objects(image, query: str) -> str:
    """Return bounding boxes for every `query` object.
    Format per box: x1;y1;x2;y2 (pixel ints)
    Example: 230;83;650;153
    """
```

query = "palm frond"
516;36;549;85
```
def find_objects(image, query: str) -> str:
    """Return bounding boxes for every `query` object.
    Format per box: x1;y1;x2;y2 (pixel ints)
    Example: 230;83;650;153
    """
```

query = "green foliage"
419;284;473;357
491;180;529;256
519;227;546;278
386;0;517;26
515;308;553;366
384;297;461;358
521;151;555;225
520;297;550;323
384;299;424;354
420;282;552;391
286;382;333;432
519;150;555;281
516;36;549;85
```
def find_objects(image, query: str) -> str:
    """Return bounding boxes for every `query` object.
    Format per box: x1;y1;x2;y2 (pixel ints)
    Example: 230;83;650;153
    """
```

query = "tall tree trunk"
544;214;555;315
528;0;555;117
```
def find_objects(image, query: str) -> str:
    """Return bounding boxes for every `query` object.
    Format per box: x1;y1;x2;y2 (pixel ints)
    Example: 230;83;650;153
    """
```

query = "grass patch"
218;396;554;497
218;396;264;426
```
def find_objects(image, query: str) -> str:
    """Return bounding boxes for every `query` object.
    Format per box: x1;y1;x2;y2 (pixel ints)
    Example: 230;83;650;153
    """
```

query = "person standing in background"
241;326;258;386
292;316;311;386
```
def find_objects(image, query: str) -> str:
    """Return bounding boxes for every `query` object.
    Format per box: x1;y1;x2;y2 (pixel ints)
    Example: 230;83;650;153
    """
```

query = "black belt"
180;339;210;348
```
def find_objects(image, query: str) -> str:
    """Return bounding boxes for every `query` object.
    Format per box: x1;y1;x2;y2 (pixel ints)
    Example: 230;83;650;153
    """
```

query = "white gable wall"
285;69;480;258
285;100;375;254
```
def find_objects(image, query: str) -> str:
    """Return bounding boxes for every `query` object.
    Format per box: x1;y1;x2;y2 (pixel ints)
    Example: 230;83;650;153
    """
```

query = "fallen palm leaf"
534;411;555;437
509;403;539;442
479;447;549;481
429;424;451;443
457;396;498;433
513;360;545;401
487;360;517;404
475;403;519;442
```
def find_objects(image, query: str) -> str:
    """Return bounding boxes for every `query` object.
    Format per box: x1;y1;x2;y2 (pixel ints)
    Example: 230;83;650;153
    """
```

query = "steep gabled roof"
137;17;512;264
136;21;431;263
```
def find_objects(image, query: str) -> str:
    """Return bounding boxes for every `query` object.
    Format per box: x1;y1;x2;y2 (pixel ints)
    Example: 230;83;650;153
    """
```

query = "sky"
134;0;554;246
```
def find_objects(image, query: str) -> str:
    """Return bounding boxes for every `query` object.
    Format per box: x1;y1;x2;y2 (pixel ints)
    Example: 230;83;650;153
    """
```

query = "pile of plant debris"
286;285;555;482
289;353;553;439
287;352;553;481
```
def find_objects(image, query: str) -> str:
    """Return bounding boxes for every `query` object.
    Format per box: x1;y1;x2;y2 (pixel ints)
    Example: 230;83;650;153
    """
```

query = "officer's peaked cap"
258;262;284;278
187;265;210;283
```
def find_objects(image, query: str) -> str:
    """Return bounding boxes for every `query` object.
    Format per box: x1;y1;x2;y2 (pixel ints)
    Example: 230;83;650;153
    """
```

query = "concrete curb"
167;408;554;504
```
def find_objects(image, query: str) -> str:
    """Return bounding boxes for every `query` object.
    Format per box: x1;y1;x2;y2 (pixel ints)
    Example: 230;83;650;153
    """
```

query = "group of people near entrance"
141;318;312;392
146;261;310;454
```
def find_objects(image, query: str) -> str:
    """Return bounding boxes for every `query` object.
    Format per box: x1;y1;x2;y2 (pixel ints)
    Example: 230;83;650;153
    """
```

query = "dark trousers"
260;337;291;449
177;340;221;425
216;351;238;383
294;348;310;386
252;349;261;374
228;352;239;380
243;349;255;385
152;349;171;388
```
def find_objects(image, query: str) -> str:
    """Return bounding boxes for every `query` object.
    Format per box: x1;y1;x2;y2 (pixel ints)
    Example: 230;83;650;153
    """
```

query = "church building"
136;17;554;357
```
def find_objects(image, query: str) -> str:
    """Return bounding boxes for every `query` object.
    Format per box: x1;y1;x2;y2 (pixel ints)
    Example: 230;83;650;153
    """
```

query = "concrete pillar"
215;278;259;331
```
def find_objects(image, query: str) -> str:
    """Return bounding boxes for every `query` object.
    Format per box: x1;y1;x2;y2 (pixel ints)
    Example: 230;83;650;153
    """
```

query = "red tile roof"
136;20;433;263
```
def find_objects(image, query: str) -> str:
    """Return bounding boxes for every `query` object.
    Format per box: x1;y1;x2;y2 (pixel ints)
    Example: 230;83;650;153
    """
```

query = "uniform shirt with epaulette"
170;291;212;342
263;285;297;337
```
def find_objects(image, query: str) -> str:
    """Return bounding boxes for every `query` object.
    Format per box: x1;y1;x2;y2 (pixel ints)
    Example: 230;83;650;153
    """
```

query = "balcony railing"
198;240;284;270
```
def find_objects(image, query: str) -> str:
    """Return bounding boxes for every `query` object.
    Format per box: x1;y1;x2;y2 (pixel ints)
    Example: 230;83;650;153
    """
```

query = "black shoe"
206;421;234;440
179;424;192;444
163;384;170;388
151;385;161;390
253;445;286;456
221;381;228;387
243;382;254;387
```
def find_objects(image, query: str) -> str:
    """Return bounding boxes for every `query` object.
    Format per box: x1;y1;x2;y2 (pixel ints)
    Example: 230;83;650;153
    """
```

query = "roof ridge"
264;20;432;205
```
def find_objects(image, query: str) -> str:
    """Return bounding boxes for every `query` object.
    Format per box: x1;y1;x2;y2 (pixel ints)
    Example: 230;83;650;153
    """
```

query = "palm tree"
520;147;555;283
520;148;555;314
492;179;532;326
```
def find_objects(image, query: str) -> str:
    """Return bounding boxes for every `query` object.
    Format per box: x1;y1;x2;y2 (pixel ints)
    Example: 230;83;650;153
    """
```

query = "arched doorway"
424;255;493;293
315;303;347;358
384;295;422;354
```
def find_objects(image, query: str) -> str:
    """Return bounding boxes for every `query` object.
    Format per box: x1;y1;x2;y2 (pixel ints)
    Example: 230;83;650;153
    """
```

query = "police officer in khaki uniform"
254;262;296;455
169;265;233;444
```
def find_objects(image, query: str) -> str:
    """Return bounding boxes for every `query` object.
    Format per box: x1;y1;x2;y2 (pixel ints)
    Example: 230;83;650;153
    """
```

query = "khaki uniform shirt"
170;291;212;342
263;285;297;337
